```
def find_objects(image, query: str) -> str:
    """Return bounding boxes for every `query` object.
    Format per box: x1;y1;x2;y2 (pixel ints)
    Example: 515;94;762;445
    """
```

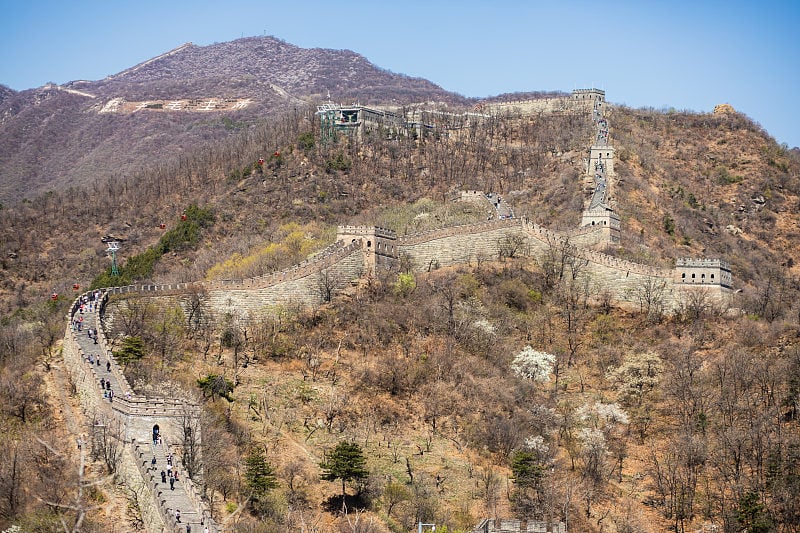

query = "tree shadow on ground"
322;493;368;514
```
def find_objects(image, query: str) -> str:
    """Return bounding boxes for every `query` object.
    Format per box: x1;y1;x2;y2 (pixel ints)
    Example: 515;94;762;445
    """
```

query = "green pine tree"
113;336;145;366
244;448;278;500
319;441;368;500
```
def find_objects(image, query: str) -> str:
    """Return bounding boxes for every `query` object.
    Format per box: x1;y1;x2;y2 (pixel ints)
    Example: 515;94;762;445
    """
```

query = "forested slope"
0;99;798;532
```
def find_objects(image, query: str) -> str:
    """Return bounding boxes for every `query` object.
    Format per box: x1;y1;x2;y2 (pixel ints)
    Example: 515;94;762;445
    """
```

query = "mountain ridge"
0;36;467;203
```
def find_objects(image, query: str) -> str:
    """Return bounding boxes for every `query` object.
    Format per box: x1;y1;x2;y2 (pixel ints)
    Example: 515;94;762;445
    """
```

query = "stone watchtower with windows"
336;226;398;273
581;207;621;243
588;145;615;177
573;88;606;117
674;258;733;288
572;88;605;103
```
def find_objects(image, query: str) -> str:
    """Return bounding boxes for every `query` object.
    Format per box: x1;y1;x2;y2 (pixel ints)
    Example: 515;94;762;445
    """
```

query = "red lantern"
73;283;79;290
273;151;280;157
181;214;187;221
51;293;58;301
257;158;265;165
159;223;166;229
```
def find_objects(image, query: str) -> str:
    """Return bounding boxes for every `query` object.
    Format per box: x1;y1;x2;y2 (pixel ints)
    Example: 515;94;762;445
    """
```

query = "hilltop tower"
317;104;404;140
572;88;606;116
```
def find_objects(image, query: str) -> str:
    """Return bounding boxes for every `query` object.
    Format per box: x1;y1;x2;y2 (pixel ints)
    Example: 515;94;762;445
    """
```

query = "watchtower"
336;226;398;272
317;104;404;141
581;207;621;243
588;145;615;176
572;88;605;102
674;258;733;289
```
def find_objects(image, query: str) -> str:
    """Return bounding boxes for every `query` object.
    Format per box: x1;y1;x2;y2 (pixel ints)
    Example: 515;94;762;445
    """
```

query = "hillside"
0;36;799;533
0;36;466;203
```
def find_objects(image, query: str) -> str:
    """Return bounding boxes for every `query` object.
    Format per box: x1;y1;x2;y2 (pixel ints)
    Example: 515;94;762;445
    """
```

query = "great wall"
60;89;732;532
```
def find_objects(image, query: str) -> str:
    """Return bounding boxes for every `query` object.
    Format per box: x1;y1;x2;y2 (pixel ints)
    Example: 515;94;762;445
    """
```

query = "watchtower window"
682;273;686;279
367;241;371;248
711;273;715;280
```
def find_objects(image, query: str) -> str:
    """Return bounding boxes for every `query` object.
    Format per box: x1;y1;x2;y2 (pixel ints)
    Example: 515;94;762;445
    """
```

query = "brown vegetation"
0;56;799;530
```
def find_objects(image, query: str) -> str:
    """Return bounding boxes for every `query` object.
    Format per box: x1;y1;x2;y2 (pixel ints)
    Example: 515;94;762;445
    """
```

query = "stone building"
674;258;733;289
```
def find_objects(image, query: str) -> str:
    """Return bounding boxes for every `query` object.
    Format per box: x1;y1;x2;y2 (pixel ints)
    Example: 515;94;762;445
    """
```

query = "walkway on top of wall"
487;193;515;220
69;298;215;532
588;161;609;210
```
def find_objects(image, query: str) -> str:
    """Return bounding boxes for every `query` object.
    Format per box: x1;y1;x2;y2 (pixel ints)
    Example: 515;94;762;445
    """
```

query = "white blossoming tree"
511;346;556;383
608;351;664;442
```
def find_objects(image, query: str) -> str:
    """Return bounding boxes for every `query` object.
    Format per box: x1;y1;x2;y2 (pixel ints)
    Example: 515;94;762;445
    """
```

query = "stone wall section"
118;444;169;533
102;241;364;322
62;294;219;532
203;242;364;317
61;311;168;532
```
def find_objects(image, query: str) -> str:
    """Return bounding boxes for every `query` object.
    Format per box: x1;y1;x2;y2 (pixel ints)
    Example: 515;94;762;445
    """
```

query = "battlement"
581;207;620;230
473;518;566;533
317;104;405;139
336;225;397;240
460;190;488;199
676;258;731;270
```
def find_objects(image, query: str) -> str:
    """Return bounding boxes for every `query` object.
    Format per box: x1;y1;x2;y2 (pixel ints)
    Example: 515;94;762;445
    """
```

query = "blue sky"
1;0;799;147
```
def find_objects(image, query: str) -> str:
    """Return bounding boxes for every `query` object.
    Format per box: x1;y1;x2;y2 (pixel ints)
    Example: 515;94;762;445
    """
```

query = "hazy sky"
1;0;798;147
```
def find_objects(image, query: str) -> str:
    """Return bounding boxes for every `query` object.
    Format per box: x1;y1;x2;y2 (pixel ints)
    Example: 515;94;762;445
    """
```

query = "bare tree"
115;299;157;339
184;284;209;334
90;415;125;474
541;235;584;291
629;276;668;323
181;409;202;480
498;232;529;260
35;438;110;533
318;268;343;303
33;306;64;371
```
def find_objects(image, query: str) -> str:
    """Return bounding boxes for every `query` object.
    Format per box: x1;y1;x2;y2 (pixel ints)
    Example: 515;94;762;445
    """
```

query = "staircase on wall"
64;292;219;532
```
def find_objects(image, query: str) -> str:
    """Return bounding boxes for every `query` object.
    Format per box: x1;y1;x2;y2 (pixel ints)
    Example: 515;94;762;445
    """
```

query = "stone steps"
69;297;215;531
